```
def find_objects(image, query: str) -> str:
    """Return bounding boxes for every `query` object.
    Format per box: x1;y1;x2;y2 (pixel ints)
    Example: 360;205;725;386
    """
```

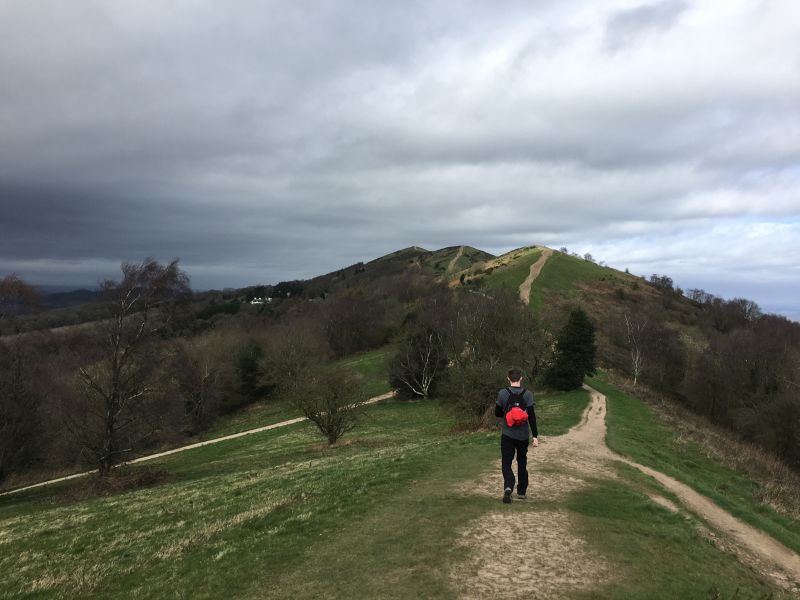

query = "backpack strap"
504;388;527;413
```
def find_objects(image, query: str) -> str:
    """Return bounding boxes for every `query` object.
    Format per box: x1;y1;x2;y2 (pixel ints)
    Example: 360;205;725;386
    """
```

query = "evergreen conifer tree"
545;308;597;390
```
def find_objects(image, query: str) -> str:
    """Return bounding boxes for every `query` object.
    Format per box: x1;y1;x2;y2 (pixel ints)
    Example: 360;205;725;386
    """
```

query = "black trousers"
501;434;529;494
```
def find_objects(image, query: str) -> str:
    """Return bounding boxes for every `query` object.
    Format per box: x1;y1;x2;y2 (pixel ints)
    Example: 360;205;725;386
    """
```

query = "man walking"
495;368;538;504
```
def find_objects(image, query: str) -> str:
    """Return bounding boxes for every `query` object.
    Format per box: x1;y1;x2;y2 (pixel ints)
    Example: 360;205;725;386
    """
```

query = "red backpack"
504;388;529;427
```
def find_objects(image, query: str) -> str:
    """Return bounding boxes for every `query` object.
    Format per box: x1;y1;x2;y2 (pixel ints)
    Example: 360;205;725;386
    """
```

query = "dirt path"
447;245;465;273
0;391;396;498
518;247;552;305
453;386;800;597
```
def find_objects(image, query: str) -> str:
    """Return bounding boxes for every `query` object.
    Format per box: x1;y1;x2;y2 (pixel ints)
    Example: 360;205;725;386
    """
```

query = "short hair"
507;368;523;382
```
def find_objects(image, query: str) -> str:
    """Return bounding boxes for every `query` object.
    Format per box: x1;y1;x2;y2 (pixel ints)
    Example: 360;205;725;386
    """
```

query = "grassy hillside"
528;251;638;311
368;246;430;265
482;247;543;291
201;349;393;439
0;387;589;599
3;380;791;598
421;246;495;276
4;244;797;598
456;246;543;290
591;375;800;555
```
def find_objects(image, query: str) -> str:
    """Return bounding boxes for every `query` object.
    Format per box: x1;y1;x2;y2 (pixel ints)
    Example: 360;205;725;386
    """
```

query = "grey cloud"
0;1;799;317
603;0;688;52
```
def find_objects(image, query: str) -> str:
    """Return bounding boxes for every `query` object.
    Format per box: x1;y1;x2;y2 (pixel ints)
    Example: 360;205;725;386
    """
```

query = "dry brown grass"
607;372;800;520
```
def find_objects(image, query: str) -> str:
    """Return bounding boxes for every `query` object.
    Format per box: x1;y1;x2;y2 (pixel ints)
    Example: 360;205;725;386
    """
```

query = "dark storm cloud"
0;0;799;315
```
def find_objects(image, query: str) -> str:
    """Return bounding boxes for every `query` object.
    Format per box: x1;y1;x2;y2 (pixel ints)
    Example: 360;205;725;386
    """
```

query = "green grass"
590;375;800;556
452;246;493;272
3;377;792;598
0;386;588;599
421;246;460;273
202;401;300;438
529;252;619;311
334;347;393;398
566;478;785;599
0;402;474;599
205;348;393;438
536;388;590;436
421;246;495;275
482;247;542;291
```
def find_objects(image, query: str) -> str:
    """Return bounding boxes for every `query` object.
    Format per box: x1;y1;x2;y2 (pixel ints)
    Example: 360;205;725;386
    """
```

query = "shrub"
292;370;361;445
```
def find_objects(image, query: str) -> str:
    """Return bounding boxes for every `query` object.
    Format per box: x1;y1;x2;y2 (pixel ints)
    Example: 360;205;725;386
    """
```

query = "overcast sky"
1;0;799;318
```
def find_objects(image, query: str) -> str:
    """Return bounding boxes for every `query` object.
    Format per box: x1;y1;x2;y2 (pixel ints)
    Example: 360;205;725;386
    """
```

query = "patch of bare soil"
452;511;611;600
648;494;679;513
519;248;553;305
453;390;619;597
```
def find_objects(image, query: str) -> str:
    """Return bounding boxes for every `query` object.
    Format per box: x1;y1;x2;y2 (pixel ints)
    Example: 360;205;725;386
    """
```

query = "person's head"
507;368;523;384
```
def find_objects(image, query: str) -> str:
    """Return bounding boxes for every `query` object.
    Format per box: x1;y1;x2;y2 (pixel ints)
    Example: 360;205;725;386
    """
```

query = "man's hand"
531;437;539;448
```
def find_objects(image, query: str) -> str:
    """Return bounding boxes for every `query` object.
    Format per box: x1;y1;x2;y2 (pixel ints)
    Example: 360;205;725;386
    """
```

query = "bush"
440;359;502;429
196;300;240;320
291;370;361;445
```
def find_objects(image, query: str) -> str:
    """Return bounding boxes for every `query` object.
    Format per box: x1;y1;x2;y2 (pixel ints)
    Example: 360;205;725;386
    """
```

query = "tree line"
0;261;598;486
388;286;596;428
604;277;800;469
4;255;796;487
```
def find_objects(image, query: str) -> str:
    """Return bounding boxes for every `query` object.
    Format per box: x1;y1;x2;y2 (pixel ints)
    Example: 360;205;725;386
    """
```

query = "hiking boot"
517;493;527;500
503;488;512;504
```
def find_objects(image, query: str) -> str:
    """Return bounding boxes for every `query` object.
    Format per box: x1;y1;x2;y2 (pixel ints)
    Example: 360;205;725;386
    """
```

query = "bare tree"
263;319;330;390
76;259;191;475
624;312;648;386
0;342;41;482
390;327;447;398
0;274;41;322
687;288;714;304
172;339;220;434
441;287;548;426
730;297;762;322
292;370;361;445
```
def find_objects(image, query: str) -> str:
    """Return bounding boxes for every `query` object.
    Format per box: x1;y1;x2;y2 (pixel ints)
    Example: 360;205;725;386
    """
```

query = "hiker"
495;368;538;503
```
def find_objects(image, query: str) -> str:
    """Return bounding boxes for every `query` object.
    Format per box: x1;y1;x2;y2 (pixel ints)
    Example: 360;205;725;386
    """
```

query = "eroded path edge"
584;384;800;590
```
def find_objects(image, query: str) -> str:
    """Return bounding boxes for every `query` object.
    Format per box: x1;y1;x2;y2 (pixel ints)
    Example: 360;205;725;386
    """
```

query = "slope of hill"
420;245;495;275
452;246;643;307
527;250;643;310
452;245;543;290
2;374;797;598
3;243;800;597
450;246;707;378
367;245;430;265
297;245;494;299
